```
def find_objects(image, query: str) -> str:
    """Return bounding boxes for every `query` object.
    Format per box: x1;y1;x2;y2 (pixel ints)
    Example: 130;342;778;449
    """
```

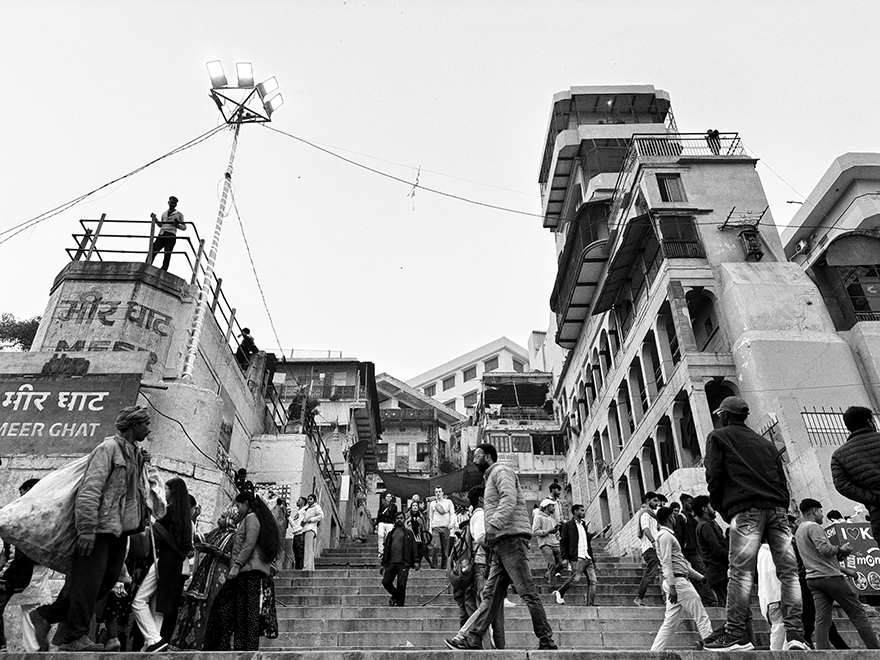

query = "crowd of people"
3;393;880;653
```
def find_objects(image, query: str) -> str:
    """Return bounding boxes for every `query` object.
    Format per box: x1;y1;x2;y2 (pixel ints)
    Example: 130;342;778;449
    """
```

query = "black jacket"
704;420;788;521
559;519;594;562
832;428;880;507
381;525;417;567
377;502;398;525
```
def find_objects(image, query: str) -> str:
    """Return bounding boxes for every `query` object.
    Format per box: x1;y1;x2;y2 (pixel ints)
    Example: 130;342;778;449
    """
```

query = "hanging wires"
0;124;227;247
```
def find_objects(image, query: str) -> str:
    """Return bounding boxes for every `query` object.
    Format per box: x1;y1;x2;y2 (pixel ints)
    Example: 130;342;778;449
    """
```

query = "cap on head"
713;396;749;416
169;196;178;203
540;498;556;510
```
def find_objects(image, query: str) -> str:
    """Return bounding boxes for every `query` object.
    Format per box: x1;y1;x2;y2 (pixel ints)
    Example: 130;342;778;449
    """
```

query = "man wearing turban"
31;406;155;652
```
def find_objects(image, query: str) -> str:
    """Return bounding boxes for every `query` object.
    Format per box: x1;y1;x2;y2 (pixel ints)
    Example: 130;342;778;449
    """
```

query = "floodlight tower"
181;61;284;380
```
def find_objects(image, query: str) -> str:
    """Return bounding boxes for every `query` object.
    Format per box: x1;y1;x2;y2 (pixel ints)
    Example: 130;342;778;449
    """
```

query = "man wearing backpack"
634;491;661;607
381;512;419;606
444;444;556;651
450;514;476;626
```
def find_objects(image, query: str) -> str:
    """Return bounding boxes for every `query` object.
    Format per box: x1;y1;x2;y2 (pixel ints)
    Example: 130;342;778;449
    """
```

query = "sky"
2;1;879;381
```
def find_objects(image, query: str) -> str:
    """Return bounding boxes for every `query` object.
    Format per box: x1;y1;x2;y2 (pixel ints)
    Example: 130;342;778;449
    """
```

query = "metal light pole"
181;61;284;381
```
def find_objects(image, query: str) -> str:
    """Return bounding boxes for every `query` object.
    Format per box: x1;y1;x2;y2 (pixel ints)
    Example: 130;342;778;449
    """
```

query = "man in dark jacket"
679;494;716;606
381;512;419;606
553;504;597;605
831;406;880;545
703;396;806;652
376;493;398;562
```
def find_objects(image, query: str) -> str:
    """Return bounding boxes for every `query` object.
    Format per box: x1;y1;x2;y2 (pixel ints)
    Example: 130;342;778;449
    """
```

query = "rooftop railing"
608;133;744;226
67;215;246;365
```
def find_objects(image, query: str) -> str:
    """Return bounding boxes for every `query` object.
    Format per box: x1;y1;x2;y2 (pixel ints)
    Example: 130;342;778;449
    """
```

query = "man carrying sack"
31;406;157;652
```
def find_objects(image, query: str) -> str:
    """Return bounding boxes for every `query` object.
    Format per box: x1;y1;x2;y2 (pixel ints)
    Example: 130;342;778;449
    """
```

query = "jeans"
557;557;597;603
293;533;305;570
464;536;553;647
651;577;713;651
726;507;802;639
459;563;505;649
431;527;450;568
799;574;848;648
36;533;127;643
540;545;563;588
637;547;660;599
808;576;880;649
149;232;177;271
381;563;410;606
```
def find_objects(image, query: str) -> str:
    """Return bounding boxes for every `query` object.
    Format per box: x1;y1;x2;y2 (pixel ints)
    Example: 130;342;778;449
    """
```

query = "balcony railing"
486;406;557;422
855;312;880;322
608;133;744;226
660;239;705;258
381;408;436;421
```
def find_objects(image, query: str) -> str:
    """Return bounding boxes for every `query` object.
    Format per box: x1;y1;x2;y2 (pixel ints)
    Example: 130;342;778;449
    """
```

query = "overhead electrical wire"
0;124;227;247
229;187;285;358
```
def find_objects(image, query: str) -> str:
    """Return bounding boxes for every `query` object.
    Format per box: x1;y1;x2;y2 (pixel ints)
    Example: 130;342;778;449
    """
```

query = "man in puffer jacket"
832;406;880;545
444;443;556;651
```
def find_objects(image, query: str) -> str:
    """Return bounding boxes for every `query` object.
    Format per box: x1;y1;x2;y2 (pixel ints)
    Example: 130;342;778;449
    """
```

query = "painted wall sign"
825;522;880;594
0;374;142;454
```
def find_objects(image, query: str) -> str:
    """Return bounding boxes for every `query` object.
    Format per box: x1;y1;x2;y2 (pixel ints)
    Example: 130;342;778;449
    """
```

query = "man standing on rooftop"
148;196;186;271
444;443;556;651
703;396;807;652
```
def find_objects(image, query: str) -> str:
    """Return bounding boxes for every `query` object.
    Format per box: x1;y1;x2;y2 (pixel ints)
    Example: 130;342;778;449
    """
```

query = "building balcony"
660;239;705;259
380;408;436;421
608;133;746;226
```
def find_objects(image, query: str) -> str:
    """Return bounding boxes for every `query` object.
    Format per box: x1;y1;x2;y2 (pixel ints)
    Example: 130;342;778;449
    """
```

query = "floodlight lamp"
256;76;279;99
207;61;227;88
236;62;254;88
264;93;284;116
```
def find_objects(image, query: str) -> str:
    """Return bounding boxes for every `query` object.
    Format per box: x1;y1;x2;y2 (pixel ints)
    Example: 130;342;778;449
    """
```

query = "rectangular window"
444;399;457;411
484;356;499;372
841;266;880;314
332;372;348;386
424;384;436;397
659;215;698;241
490;434;511;452
395;443;410;470
512;359;525;373
376;443;388;462
442;375;456;391
657;174;686;202
463;366;477;381
463;391;478;408
417;443;430;462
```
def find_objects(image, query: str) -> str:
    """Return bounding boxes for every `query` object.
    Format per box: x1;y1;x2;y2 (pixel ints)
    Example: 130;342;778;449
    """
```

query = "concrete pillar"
627;463;643;513
668;281;699;354
639;342;660;404
616;392;633;443
688;384;715;455
669;403;692;468
607;407;621;458
639;444;657;492
628;365;646;424
654;314;677;383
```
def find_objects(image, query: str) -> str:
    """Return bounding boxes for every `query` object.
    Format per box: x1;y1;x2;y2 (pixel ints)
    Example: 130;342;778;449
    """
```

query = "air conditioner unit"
793;238;810;255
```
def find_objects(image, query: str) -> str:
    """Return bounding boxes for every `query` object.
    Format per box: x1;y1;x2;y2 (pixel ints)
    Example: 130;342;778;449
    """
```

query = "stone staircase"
262;534;874;652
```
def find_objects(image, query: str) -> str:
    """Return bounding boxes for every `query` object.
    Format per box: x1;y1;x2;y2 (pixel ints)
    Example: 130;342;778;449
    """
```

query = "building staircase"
263;534;874;653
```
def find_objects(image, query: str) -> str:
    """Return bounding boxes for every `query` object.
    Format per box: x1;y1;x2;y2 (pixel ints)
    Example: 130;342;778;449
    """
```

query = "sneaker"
504;597;516;608
444;637;481;650
143;640;169;652
29;610;50;652
58;636;105;652
389;597;397;607
633;596;646;607
553;590;565;605
784;634;810;651
704;632;754;652
538;640;559;650
104;637;122;652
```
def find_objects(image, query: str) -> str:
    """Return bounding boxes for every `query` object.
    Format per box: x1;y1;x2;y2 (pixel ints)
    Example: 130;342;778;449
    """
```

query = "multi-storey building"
537;86;871;555
471;370;567;510
407;337;529;415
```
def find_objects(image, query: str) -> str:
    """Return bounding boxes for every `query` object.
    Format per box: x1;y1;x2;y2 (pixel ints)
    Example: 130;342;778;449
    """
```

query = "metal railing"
304;414;340;501
661;239;706;258
800;406;880;447
67;216;247;360
608;133;744;226
855;312;880;323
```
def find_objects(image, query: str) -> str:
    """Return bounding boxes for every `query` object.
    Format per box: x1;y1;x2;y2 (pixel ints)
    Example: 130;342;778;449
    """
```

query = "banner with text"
0;374;142;454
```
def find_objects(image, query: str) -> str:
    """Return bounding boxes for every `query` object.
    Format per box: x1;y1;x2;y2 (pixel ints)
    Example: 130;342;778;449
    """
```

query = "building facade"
407;336;529;415
537;86;871;555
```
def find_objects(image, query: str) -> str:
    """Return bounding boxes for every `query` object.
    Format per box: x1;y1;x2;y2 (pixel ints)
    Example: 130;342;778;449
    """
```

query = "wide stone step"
260;630;711;649
273;593;669;606
278;576;651;588
274;584;665;597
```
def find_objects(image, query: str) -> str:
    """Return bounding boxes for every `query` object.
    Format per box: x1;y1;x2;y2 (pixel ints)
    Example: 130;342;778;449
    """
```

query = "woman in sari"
351;494;372;543
169;501;242;650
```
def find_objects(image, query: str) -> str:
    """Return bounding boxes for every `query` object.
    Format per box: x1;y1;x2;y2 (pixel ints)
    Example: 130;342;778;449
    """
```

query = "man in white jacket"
428;487;454;569
301;493;324;571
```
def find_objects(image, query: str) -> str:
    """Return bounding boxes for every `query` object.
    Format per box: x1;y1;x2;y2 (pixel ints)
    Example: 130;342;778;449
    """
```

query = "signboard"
824;522;880;595
0;374;142;454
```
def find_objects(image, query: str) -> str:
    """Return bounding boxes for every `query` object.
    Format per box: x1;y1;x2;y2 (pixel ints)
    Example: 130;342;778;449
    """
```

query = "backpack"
447;522;475;591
